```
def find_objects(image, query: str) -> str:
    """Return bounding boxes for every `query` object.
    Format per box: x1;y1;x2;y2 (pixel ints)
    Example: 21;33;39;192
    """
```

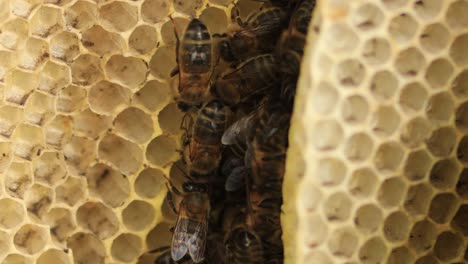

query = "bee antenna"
147;246;171;254
173;160;191;180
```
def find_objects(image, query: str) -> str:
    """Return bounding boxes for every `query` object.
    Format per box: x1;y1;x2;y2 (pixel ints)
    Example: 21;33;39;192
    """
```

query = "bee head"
177;101;191;112
182;182;207;193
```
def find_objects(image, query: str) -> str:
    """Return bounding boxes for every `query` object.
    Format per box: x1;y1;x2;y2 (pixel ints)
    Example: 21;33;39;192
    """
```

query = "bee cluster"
151;0;315;263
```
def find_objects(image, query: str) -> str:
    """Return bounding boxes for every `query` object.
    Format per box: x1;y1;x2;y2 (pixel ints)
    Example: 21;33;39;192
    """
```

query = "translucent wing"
187;215;208;263
222;110;258;145
237;12;284;37
171;209;189;261
225;166;247;191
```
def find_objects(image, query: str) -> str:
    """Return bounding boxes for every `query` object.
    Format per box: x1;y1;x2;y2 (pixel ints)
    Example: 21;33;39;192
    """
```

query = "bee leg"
147;245;171;254
212;33;227;38
170;66;180;77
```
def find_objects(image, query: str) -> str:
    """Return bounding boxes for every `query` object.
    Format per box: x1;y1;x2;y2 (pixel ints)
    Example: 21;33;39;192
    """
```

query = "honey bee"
150;246;192;264
217;6;288;62
166;181;210;263
183;100;229;176
224;209;264;263
171;18;214;111
211;54;280;106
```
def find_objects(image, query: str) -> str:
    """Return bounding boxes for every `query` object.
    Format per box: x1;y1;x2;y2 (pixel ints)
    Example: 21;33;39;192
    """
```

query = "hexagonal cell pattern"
0;0;465;263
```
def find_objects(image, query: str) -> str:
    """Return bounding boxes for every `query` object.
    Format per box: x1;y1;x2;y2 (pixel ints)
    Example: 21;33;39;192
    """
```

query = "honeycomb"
0;0;464;263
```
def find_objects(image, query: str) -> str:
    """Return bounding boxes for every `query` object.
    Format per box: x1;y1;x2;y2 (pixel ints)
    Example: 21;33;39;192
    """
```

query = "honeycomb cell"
200;7;228;35
174;0;203;16
99;1;138;32
399;82;429;113
382;0;408;9
370;70;398;101
335;59;365;87
141;0;170;23
133;80;172;113
400;117;431;148
453;70;468;99
430;158;461;190
129;25;158;55
43;207;75;244
0;142;12;173
62;136;96;175
315;158;347;187
146;135;179;167
5;69;38;106
348;168;378;198
18;37;49;70
37;249;70;264
146;222;172;250
44;115;73;148
71;54;103;86
425;59;454;90
303;213;328;247
106;55;148;88
395;47;426;77
25;184;53;221
377;177;407;208
209;0;230;5
50;31;80;63
404;183;433;216
77;202;119;239
452;205;468;235
324;192;352;222
13;224;48;255
456;102;468;131
456;168;468;198
67;233;105;264
341;95;369;124
446;0;468;29
114;107;154;144
3;254;32;264
434;231;464;261
24;92;54;126
0;18;28;50
30;6;63;38
149;46;177;80
160;17;190;46
64;0;98;30
388;246;414;264
325;23;359;53
352;3;384;31
0;1;7;23
161;192;177;221
420;23;450;54
311;120;344;151
457;136;468;163
403;149;432;181
358;237;387;264
72;109;112;139
327;227;358;258
81;25;125;56
383;211;410;242
11;0;41;17
354;204;383;235
89;81;131;115
372;106;400;137
122;200;155;231
135;168;166;199
374;142;404;173
389;13;418;44
98;133;143;175
111;233;142;262
56;176;86;207
426;92;455;123
158;103;185;135
38;61;70;95
344;132;373;162
0;50;16;81
450;33;468;66
429;193;459;224
362;38;390;65
0;198;25;229
0;232;11;260
297;181;322;213
311;82;339;115
86;163;130;208
56;85;87;114
12;124;43;160
426;126;457;157
0;105;24;138
415;255;440;264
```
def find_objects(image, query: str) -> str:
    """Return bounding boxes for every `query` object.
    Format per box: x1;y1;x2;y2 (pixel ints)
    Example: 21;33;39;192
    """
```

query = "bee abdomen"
184;19;210;41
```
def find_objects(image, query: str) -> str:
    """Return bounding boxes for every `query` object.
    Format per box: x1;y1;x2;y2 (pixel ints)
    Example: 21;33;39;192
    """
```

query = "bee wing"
171;212;189;261
187;214;208;263
225;166;247;191
222;111;257;145
237;16;283;37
